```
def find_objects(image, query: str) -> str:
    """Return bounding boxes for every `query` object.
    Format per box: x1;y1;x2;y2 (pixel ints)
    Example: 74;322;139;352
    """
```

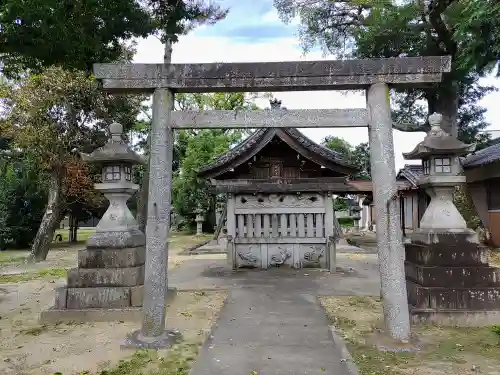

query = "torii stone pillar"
367;83;410;342
124;88;179;348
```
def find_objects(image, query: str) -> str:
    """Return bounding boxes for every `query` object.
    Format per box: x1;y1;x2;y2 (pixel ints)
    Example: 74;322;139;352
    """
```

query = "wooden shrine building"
199;127;374;271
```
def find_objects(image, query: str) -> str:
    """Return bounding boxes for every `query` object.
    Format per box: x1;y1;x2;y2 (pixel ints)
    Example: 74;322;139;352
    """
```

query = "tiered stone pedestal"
40;231;175;324
405;232;500;326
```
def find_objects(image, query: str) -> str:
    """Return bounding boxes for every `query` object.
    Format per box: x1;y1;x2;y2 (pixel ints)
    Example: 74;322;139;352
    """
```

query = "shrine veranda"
93;56;452;343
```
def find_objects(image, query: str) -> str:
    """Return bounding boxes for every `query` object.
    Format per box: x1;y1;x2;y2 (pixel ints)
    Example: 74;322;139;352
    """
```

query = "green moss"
321;296;500;375
0;268;67;283
0;253;26;265
348;343;413;375
20;325;48;336
69;341;201;375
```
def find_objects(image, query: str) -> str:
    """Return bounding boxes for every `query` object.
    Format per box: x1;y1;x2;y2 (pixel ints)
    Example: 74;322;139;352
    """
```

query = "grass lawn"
0;268;68;283
320;296;500;375
0;229;212;268
53;227;96;243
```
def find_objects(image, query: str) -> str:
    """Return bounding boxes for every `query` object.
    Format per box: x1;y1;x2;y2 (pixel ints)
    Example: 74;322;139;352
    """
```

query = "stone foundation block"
409;307;500;326
66;287;132;309
407;281;500;310
54;287;67;309
67;265;144;288
86;230;145;249
78;247;145;268
405;263;500;287
405;243;488;266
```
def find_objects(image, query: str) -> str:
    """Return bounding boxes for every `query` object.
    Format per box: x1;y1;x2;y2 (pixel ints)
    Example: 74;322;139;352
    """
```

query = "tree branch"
427;0;457;56
392;121;430;133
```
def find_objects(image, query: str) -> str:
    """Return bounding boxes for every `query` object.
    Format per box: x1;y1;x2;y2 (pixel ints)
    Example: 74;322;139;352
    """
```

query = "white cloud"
133;33;500;171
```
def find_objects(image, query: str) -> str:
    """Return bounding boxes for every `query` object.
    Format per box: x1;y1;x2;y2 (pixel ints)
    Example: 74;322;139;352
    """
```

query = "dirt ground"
0;233;227;375
0;232;218;276
320;296;500;375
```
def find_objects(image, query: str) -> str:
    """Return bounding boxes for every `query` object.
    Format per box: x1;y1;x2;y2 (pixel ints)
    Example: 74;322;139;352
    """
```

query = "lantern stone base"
41;236;175;324
86;229;146;249
405;231;500;326
40;287;177;324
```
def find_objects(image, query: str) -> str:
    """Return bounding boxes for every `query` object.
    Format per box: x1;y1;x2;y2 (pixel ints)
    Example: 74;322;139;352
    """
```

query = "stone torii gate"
93;56;451;347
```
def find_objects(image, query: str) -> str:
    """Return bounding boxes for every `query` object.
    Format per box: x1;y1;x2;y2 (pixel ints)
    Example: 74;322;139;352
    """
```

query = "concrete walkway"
174;246;379;375
188;288;353;375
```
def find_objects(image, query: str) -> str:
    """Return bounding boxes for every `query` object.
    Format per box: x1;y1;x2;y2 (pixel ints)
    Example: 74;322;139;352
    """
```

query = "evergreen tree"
274;0;499;144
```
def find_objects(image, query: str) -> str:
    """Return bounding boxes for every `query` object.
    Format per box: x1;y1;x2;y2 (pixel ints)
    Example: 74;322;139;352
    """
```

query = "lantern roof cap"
81;122;145;165
403;113;476;160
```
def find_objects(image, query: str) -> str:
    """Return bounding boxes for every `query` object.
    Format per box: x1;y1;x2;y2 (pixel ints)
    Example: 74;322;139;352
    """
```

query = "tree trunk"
72;225;78;243
68;214;75;242
69;215;78;243
28;168;64;262
427;79;459;137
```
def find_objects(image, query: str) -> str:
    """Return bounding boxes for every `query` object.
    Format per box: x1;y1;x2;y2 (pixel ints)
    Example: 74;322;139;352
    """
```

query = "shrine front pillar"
367;82;410;342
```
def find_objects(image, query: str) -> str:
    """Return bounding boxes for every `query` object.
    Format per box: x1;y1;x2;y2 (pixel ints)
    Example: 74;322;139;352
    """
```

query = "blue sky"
192;0;296;42
134;1;500;170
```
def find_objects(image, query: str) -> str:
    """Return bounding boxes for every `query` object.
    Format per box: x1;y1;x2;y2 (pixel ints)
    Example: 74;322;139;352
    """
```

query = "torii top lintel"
93;56;451;94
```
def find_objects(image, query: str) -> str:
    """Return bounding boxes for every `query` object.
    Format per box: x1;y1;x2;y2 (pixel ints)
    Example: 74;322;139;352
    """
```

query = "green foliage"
454;0;500;76
322;136;351;156
453;185;481;230
0;67;144;255
172;129;242;222
491;325;500;337
171;92;260;224
0;160;47;249
322;136;371;179
274;0;499;141
338;218;354;227
0;0;228;77
0;0;151;77
333;197;349;211
1;67;143;170
145;0;228;43
350;143;371;180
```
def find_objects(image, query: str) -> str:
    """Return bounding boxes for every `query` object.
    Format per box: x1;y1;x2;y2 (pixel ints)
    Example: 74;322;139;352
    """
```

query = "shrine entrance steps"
188;287;353;375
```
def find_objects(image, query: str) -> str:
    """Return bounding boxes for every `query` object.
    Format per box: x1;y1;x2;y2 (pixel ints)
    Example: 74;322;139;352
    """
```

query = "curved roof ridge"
198;127;360;178
198;128;271;174
283;128;355;168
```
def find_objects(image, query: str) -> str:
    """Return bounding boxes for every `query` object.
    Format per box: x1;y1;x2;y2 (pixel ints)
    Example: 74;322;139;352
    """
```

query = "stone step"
405;243;488;266
62;286;141;309
409;306;500;326
405;262;500;287
67;265;144;287
78;247;145;268
407;280;500;310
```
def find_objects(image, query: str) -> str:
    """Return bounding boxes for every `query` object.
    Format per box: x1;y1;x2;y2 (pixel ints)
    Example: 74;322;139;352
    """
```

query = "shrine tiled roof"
198;128;359;178
396;164;423;187
462;139;500;168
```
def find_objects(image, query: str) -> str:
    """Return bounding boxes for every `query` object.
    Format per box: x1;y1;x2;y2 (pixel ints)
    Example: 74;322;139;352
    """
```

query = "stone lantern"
402;113;500;326
41;122;148;323
403;113;475;232
195;205;204;236
351;205;362;231
83;122;145;241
